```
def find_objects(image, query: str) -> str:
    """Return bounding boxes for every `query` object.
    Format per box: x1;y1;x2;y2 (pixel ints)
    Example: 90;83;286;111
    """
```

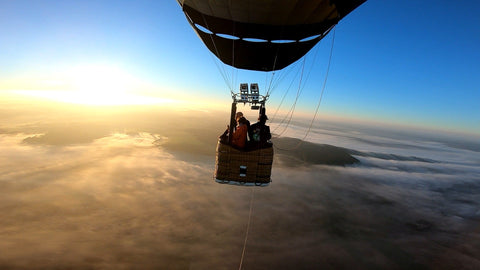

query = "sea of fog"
0;102;479;269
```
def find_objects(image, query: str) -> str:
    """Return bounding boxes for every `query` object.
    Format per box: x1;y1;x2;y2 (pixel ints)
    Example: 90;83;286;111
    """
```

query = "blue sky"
0;0;479;135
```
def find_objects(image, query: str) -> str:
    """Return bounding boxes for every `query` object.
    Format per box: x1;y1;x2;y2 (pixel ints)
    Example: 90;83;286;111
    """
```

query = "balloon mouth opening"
194;23;213;35
193;23;323;45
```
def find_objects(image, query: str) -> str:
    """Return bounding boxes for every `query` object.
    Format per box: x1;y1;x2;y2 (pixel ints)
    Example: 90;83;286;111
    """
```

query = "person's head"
258;114;268;124
235;112;243;121
238;116;248;125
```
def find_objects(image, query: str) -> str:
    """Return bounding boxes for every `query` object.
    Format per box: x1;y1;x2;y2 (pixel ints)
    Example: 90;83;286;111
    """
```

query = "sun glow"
7;64;176;106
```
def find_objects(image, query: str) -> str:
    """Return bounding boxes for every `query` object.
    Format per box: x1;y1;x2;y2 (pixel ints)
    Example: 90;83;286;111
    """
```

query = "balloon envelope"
178;0;366;71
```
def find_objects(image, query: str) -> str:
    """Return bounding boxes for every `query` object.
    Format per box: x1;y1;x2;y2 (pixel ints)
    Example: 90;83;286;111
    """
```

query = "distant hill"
272;137;359;167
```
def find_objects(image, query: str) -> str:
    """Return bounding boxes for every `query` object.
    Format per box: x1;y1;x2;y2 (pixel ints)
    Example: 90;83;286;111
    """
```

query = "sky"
0;0;479;135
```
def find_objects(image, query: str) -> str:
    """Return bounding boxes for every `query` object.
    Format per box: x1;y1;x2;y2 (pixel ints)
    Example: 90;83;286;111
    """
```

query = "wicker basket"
215;139;273;186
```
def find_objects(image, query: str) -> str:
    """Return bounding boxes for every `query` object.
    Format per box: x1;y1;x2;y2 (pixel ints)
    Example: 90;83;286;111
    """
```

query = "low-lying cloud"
1;102;480;269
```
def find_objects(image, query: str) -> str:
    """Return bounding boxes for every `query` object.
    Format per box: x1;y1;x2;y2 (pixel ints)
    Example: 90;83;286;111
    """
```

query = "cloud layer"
1;101;480;269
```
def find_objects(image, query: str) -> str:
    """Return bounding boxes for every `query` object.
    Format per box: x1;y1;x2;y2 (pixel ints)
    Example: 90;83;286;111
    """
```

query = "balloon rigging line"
271;26;331;140
265;71;276;99
265;50;280;97
273;27;336;151
265;44;300;99
269;25;335;136
210;54;235;95
270;38;322;134
271;56;307;137
231;23;238;92
300;27;336;143
266;59;299;100
272;47;315;130
238;188;255;270
197;7;235;95
261;44;281;102
269;64;302;124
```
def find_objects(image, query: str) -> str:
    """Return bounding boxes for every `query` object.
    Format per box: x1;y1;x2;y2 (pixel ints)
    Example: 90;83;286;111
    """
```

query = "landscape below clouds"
1;100;479;269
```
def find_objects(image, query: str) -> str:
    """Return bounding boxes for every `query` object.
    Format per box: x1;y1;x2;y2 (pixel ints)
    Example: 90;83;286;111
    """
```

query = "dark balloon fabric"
178;0;366;71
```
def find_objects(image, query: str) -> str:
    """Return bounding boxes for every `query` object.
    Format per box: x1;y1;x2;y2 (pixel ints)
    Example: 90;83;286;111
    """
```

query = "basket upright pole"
229;102;237;145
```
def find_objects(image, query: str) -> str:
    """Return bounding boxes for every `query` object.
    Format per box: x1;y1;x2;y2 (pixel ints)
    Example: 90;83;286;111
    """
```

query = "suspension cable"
272;56;307;137
195;3;235;95
267;58;302;101
238;188;255;270
273;27;336;151
270;37;323;135
300;28;336;142
230;22;237;93
269;63;302;123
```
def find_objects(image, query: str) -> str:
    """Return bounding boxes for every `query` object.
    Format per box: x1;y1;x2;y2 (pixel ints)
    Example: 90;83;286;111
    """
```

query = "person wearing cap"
235;112;251;141
249;114;271;148
231;116;249;149
220;112;250;148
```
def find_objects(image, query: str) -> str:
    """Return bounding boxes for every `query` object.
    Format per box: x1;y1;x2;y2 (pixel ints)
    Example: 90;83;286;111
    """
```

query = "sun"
7;64;175;106
64;64;159;105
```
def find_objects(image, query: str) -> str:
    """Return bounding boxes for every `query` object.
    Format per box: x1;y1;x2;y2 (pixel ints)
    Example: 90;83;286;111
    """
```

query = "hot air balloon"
177;0;366;71
177;0;366;186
